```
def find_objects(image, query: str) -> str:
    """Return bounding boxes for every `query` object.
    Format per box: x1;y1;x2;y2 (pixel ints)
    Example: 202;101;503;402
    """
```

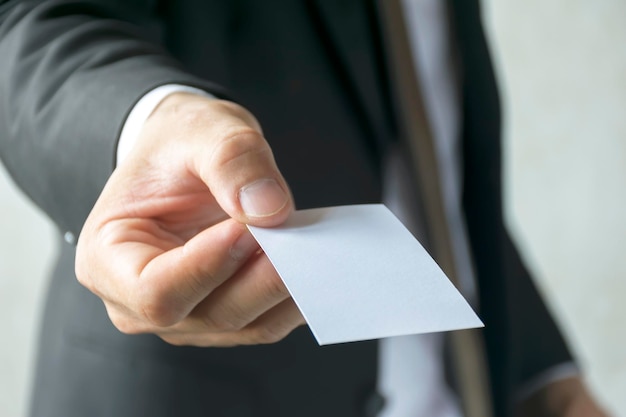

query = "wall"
0;169;55;417
484;0;626;414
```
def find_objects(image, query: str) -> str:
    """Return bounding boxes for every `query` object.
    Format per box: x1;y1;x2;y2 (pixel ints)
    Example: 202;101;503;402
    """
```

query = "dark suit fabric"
0;0;573;416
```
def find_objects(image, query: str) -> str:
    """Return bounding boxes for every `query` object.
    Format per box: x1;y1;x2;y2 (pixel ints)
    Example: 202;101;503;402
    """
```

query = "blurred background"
1;1;625;416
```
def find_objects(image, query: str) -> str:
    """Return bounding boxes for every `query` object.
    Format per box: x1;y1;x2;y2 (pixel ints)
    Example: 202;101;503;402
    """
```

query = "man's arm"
0;0;223;236
0;1;304;346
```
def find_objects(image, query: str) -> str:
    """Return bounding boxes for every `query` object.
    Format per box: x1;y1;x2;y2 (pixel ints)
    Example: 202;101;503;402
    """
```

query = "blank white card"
248;204;482;345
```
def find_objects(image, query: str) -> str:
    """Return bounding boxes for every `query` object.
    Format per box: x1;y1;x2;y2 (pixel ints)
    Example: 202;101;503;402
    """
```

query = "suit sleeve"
503;231;576;389
0;0;226;239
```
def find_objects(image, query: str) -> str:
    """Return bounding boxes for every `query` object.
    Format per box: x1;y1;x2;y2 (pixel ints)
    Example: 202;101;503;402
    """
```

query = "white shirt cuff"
116;84;215;165
515;362;581;403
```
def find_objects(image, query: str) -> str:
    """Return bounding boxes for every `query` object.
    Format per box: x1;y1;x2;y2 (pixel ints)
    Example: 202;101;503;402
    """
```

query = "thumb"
189;100;294;227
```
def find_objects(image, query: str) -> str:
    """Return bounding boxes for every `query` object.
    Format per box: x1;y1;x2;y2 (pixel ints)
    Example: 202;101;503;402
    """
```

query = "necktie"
378;1;494;416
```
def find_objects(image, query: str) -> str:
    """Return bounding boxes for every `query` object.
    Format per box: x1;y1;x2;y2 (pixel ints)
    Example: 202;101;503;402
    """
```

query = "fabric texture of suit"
0;0;573;416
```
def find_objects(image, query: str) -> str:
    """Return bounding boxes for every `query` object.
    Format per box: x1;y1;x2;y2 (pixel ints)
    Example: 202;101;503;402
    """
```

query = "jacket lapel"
311;0;393;151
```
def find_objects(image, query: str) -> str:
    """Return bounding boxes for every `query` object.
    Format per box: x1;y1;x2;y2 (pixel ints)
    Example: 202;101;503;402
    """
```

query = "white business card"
248;204;483;345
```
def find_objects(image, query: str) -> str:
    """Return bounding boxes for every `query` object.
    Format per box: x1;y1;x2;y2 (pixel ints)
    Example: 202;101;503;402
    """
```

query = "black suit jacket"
0;0;573;416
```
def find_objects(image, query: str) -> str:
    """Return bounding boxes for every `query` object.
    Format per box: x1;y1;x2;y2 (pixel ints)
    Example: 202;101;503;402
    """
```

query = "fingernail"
239;179;288;218
230;230;260;261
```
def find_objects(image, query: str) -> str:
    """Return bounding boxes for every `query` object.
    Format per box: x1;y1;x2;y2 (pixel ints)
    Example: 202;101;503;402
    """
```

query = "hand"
515;376;610;417
76;93;304;347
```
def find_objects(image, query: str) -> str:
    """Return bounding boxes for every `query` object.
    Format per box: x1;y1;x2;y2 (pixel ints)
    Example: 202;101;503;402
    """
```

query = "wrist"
117;85;215;166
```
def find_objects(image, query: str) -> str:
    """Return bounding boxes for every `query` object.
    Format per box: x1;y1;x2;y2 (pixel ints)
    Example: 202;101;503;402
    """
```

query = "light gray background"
1;1;624;416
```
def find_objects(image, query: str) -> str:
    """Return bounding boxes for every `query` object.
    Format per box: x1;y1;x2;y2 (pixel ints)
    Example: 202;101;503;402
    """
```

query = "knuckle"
107;308;142;335
74;260;105;300
74;262;91;289
136;291;180;328
178;270;210;305
212;99;246;115
174;99;260;136
257;270;290;301
213;100;261;129
110;317;141;335
177;101;216;131
210;128;270;170
74;241;96;291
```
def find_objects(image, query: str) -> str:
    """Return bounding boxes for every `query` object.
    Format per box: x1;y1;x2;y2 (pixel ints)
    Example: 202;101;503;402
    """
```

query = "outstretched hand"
76;93;304;347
